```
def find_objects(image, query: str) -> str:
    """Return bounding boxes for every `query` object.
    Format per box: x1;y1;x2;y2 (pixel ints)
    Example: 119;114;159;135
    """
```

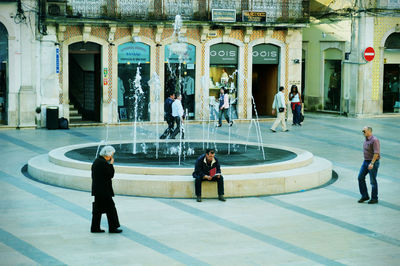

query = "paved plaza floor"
1;114;399;265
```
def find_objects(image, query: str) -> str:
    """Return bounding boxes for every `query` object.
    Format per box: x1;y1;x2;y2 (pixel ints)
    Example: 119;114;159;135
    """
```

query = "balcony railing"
46;0;309;23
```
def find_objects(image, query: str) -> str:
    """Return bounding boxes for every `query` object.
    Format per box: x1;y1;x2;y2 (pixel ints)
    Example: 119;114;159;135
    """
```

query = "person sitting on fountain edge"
170;93;184;139
160;91;175;139
192;148;225;202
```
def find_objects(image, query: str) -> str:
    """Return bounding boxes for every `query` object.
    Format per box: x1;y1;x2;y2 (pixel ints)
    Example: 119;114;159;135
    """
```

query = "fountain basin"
28;140;332;198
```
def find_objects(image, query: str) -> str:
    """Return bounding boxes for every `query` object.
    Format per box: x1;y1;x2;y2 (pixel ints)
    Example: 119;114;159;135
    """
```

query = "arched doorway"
209;43;238;120
323;48;342;112
0;23;8;125
251;44;280;117
68;42;101;122
164;43;196;120
117;42;151;122
383;33;400;113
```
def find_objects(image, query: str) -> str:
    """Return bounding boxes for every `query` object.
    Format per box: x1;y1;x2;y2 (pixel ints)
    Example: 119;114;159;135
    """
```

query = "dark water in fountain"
65;142;296;167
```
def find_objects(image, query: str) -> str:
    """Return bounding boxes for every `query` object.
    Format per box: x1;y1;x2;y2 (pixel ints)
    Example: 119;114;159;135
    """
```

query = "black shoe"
109;228;123;233
298;123;302;126
229;121;233;127
218;195;226;202
216;124;222;127
91;228;105;233
358;197;370;203
270;129;276;133
368;199;378;204
196;196;202;202
292;123;296;126
283;129;289;132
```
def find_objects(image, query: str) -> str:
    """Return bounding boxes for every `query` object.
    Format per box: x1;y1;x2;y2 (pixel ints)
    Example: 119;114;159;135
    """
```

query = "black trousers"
160;116;175;139
91;196;120;230
195;176;224;196
171;117;184;139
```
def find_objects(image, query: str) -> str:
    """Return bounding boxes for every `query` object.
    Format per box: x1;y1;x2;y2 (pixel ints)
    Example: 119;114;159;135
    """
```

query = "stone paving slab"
1;114;399;265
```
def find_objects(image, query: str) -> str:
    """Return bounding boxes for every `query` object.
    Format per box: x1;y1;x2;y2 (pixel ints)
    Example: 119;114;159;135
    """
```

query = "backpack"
58;117;69;129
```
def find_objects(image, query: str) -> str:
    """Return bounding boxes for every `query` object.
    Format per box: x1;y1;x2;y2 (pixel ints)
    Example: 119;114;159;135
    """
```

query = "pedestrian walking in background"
289;85;302;126
271;86;288;132
217;87;233;127
358;126;380;204
160;91;175;139
170;93;185;139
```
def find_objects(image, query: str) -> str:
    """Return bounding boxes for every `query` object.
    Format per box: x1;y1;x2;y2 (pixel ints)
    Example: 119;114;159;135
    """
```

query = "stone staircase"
69;103;82;123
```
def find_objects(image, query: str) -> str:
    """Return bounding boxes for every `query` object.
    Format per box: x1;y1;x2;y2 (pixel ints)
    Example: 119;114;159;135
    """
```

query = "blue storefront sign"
165;43;196;64
55;48;60;73
118;42;150;64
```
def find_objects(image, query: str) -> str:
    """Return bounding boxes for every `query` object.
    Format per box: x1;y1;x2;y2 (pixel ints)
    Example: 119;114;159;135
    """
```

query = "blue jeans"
358;160;379;200
292;104;302;125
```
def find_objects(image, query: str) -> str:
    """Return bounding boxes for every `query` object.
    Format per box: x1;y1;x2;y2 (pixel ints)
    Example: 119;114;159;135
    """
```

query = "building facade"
302;0;400;116
0;0;309;127
0;0;40;127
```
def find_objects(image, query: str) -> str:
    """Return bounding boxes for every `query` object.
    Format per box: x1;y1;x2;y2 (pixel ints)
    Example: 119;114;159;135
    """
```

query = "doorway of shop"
323;60;341;112
0;23;8;125
252;64;278;117
383;64;400;113
383;33;400;113
68;42;101;123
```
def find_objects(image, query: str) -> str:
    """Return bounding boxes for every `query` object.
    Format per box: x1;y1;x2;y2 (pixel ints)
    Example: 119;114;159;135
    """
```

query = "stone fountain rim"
48;140;314;175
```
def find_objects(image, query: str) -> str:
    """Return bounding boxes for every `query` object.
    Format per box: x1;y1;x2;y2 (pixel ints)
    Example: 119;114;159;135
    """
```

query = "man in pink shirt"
358;126;380;204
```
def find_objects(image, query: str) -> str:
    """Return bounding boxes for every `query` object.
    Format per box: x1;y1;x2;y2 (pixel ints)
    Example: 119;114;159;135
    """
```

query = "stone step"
69;109;79;116
69;115;82;120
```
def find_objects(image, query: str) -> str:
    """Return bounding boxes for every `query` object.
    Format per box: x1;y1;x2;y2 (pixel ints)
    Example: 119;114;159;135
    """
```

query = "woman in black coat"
91;145;122;233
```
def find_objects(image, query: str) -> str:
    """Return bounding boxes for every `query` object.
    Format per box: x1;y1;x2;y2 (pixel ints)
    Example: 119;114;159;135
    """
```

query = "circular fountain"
27;140;332;198
27;14;332;198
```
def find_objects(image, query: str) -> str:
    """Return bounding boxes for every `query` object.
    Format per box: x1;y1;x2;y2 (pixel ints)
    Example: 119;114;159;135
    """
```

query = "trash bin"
46;106;59;129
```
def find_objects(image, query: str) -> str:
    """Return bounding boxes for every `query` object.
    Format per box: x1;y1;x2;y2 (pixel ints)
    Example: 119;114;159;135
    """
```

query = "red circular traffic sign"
364;47;375;61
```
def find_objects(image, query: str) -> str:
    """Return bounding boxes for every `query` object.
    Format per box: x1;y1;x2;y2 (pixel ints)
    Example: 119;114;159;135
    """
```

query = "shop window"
164;43;196;119
118;42;150;121
209;43;238;119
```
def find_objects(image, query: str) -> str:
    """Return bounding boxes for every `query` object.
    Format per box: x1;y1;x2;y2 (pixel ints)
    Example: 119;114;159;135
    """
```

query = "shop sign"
165;43;196;64
55;48;60;74
118;42;150;64
242;11;266;23
210;43;238;65
252;44;279;64
212;9;236;23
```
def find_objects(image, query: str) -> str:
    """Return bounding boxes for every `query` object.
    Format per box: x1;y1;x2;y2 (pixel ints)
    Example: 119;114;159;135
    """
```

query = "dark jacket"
219;93;224;109
91;156;115;197
164;97;174;120
192;154;221;179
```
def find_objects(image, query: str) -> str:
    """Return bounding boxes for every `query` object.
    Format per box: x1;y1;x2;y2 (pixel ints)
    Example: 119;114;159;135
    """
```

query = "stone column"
286;28;303;122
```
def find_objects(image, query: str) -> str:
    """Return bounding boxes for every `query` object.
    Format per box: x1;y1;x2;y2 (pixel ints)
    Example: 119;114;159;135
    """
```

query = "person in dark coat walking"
160;91;175;139
91;146;122;233
192;148;226;202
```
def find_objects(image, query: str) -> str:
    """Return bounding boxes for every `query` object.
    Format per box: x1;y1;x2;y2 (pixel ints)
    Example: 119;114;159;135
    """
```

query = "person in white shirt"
171;94;185;139
271;86;288;132
217;87;233;127
289;84;302;126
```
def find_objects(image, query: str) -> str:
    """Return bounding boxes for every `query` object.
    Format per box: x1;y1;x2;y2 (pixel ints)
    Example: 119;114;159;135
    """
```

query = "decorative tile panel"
372;16;399;101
